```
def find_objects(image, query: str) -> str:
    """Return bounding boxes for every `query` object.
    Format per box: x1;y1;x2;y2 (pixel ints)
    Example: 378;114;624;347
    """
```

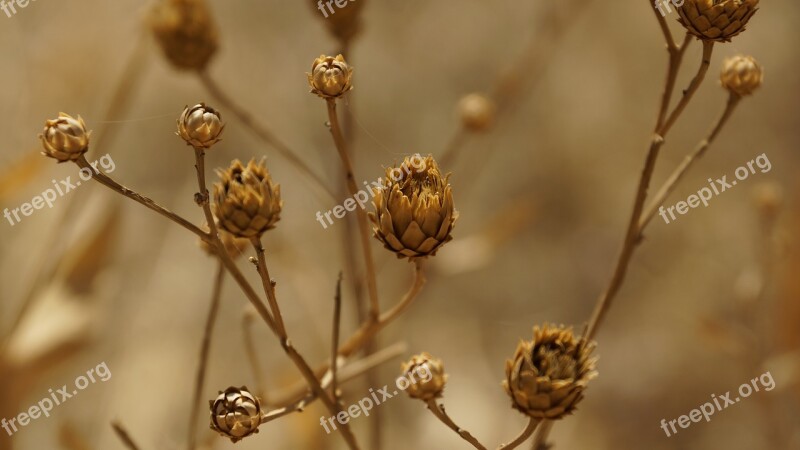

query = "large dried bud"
309;0;367;43
209;386;262;443
177;103;225;148
401;353;448;401
148;0;219;71
458;93;496;132
720;55;763;97
503;325;597;420
677;0;759;42
213;159;282;239
369;155;457;260
40;113;91;163
307;54;353;99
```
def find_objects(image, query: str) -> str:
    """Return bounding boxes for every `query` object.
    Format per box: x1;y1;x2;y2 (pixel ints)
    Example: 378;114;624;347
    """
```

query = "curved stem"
187;261;225;450
640;93;741;230
251;237;287;337
658;41;715;136
325;98;380;323
425;400;488;450
655;33;692;131
497;418;540;450
73;156;210;243
197;70;336;203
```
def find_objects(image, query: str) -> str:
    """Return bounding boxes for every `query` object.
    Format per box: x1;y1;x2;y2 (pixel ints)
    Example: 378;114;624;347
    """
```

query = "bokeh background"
0;0;798;449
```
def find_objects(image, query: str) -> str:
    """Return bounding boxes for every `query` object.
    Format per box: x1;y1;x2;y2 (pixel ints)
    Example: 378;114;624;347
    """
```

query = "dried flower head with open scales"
209;386;263;443
213;158;283;239
177;103;225;149
307;54;354;99
677;0;759;42
402;353;448;401
39;113;91;163
369;155;458;260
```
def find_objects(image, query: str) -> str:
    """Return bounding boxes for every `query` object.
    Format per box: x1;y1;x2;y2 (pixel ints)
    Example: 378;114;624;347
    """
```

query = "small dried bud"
213;159;282;239
458;93;496;132
720;55;764;97
209;386;262;443
148;0;219;71
307;54;353;99
40;113;91;163
177;103;225;148
369;155;458;260
503;324;597;420
677;0;759;42
401;353;448;401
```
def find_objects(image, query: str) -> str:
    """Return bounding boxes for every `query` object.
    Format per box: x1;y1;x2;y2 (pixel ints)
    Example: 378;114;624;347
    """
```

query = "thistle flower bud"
148;0;219;71
213;159;282;239
40;113;91;163
307;54;353;99
369;155;457;260
458;93;496;132
720;55;763;97
677;0;759;42
209;386;262;443
503;324;597;420
401;353;448;401
177;103;225;148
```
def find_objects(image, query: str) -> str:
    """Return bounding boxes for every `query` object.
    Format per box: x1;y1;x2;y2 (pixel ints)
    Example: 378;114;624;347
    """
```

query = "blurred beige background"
0;0;798;449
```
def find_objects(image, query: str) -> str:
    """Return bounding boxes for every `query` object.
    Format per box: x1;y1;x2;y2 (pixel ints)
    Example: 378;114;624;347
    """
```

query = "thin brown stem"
649;0;678;52
658;41;715;136
331;272;344;399
584;40;714;341
497;418;541;450
73;156;210;243
530;420;553;450
111;421;141;450
197;70;336;202
655;33;692;131
187;261;225;450
250;237;287;337
425;400;488;450
640;94;741;230
325;98;380;323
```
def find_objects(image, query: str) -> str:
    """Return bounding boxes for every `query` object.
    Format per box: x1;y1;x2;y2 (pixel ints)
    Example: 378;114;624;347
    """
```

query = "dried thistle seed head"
401;353;448;401
209;386;262;443
307;54;353;99
309;0;367;43
458;93;496;132
148;0;219;71
369;155;458;260
503;324;597;420
40;113;91;163
177;103;225;148
213;159;282;239
198;224;249;259
720;55;764;97
677;0;759;42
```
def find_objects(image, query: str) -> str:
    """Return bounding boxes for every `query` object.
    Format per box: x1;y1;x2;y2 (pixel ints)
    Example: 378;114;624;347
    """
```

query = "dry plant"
2;0;775;448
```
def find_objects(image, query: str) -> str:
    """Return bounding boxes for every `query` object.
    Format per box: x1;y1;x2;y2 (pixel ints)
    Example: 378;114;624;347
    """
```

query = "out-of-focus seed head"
503;324;597;420
209;386;262;443
458;93;496;132
40;113;91;163
401;353;448;401
213;159;282;239
720;55;764;97
677;0;759;42
309;0;368;43
177;103;225;148
307;54;354;99
369;154;458;260
148;0;219;71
